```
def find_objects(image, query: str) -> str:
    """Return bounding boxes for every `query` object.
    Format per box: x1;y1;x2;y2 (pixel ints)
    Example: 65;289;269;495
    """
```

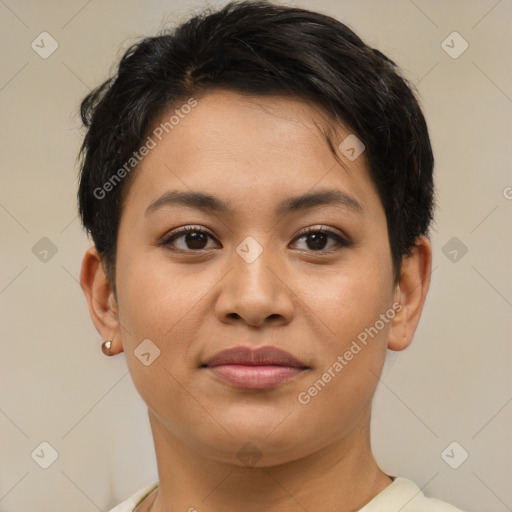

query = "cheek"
117;247;181;329
314;251;393;342
114;257;204;413
300;248;393;402
115;253;220;363
295;265;392;425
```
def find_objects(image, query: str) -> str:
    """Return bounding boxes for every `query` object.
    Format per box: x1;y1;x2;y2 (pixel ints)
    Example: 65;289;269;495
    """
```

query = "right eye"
159;226;220;252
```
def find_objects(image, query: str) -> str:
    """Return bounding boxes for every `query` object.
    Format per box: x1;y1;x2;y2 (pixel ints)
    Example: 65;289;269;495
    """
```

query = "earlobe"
80;246;123;355
387;235;432;352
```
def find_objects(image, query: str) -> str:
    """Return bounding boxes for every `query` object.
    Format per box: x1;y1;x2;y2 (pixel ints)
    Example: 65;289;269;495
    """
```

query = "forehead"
121;89;380;219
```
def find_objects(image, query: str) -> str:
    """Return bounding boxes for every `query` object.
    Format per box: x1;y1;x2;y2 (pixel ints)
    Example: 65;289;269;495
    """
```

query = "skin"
80;89;432;512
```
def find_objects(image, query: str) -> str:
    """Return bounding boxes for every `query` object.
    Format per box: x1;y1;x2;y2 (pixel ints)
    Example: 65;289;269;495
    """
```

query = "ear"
387;235;433;351
80;246;123;355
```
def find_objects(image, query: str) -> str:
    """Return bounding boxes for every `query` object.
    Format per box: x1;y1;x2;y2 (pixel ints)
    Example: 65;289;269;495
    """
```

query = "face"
106;90;401;466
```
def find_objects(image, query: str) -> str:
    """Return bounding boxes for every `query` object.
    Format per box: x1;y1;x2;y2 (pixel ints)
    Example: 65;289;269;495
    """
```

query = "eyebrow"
145;188;364;217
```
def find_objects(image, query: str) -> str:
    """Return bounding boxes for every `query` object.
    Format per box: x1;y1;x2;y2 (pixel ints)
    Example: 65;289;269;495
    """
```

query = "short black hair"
77;0;435;295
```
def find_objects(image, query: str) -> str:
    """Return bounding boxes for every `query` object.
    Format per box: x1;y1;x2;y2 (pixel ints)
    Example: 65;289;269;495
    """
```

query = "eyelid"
293;224;348;241
168;225;215;237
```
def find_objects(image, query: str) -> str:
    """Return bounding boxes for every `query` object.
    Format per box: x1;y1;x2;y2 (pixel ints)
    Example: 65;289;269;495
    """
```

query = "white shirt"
108;477;466;511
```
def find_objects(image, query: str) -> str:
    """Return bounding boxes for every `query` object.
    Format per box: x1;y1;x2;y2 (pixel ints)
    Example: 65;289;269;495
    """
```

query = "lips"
204;345;308;368
202;345;309;390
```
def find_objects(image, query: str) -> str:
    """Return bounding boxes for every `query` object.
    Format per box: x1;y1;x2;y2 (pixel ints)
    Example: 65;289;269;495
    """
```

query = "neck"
143;406;392;512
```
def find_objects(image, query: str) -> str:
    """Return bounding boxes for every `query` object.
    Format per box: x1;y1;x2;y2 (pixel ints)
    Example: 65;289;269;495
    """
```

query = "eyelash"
159;225;350;254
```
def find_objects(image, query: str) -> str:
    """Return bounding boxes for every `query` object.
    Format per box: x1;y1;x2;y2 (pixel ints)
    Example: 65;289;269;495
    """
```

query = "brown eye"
292;227;349;253
161;226;218;251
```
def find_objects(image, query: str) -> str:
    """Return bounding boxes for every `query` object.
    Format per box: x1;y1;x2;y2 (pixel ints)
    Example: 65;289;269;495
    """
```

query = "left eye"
292;228;348;252
160;226;348;253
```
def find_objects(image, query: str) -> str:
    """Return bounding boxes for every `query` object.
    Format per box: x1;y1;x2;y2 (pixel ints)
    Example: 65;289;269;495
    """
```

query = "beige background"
1;0;511;511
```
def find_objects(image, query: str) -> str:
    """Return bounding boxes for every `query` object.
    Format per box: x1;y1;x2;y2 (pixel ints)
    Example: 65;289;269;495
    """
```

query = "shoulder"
107;482;159;512
358;477;467;512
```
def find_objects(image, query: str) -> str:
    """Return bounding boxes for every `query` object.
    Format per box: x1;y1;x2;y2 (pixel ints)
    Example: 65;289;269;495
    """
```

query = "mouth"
201;345;310;390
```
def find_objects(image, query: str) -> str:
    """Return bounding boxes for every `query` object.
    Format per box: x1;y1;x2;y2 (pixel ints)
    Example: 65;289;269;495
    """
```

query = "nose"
215;242;295;328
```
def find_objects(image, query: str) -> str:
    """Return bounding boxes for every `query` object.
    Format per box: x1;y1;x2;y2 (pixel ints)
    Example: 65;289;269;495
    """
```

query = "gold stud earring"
101;340;113;356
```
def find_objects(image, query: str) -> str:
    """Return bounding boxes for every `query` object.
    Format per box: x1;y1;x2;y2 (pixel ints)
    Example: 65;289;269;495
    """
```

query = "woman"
77;1;466;510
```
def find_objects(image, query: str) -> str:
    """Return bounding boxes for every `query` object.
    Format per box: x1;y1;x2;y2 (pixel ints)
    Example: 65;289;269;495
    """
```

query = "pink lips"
203;345;308;390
